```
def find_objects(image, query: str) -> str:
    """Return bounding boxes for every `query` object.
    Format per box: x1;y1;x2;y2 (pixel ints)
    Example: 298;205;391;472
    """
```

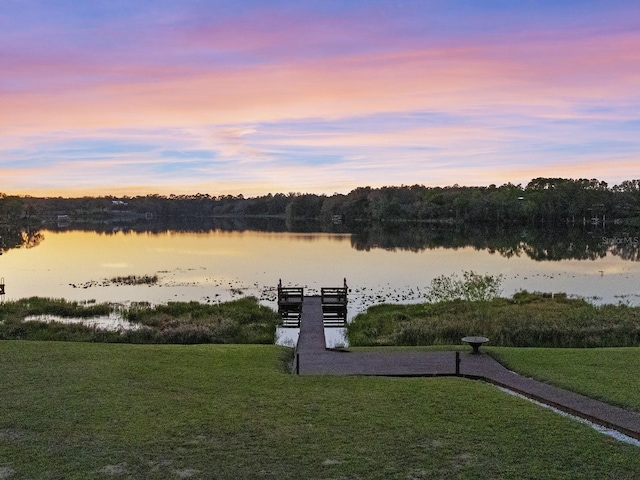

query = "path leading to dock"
294;296;640;441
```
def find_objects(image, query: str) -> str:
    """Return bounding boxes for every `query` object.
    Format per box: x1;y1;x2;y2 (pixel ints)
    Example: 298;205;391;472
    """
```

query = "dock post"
455;351;460;376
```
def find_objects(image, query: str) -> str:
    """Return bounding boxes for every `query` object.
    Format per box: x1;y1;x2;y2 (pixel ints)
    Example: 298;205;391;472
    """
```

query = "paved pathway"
294;296;640;441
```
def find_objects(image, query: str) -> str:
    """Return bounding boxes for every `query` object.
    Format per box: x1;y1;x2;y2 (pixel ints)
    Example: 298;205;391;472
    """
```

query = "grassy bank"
489;346;640;412
0;296;280;344
347;292;640;347
1;341;639;479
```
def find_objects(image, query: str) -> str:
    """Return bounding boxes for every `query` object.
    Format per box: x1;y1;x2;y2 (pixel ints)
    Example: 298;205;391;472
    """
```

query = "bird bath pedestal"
461;336;489;354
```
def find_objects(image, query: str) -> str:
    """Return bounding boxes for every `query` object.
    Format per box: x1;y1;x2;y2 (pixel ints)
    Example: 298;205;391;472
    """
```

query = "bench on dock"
278;281;303;307
277;279;349;327
278;279;303;327
321;278;348;326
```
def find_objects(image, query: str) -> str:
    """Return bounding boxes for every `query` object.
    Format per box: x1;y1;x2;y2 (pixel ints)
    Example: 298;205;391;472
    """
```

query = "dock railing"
277;279;303;327
278;278;349;327
321;278;348;326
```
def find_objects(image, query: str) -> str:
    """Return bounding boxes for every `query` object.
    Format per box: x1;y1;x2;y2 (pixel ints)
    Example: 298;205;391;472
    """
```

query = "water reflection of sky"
276;327;347;349
2;230;640;318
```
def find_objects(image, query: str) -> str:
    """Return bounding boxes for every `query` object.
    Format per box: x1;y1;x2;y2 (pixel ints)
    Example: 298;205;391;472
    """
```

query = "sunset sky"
2;0;639;197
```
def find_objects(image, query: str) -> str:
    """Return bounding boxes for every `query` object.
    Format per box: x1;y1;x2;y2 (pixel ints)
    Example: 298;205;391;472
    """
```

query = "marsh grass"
347;291;640;347
0;296;280;344
124;297;279;343
0;297;111;320
1;341;639;479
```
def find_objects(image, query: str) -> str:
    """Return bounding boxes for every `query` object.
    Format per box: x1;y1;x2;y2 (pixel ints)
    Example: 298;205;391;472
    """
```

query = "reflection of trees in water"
52;217;291;234
22;229;44;249
610;243;640;262
0;226;44;253
44;217;349;235
2;220;639;262
516;229;608;261
0;217;349;253
350;224;637;262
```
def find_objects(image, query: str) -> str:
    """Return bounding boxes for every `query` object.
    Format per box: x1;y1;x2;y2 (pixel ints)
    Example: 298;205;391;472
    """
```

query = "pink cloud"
3;26;639;137
2;4;639;196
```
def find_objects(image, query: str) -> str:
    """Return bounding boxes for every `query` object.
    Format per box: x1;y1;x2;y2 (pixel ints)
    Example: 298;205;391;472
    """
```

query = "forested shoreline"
2;177;640;228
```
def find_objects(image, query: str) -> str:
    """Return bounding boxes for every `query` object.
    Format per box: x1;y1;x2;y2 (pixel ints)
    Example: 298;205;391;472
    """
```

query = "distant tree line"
4;177;640;263
2;177;640;228
324;178;640;226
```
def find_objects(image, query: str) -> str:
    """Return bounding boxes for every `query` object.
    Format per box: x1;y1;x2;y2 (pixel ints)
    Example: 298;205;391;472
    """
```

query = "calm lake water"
2;227;640;345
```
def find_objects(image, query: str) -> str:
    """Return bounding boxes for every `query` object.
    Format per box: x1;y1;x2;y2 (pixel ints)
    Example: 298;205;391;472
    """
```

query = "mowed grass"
489;346;640;412
1;342;639;479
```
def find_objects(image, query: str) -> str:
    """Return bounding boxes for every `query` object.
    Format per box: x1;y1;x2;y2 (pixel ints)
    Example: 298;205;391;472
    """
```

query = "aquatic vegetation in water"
70;274;159;288
108;274;159;285
425;271;504;303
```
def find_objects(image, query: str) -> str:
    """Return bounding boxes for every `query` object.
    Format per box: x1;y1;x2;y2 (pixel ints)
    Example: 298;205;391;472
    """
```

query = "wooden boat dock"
277;278;348;328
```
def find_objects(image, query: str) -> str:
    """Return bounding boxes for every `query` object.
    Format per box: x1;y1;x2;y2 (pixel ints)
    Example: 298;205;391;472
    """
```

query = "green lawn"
488;346;640;412
1;341;639;479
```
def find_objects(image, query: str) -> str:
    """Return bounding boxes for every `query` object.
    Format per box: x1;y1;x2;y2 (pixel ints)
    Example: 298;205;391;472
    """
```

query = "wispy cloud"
1;1;639;195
